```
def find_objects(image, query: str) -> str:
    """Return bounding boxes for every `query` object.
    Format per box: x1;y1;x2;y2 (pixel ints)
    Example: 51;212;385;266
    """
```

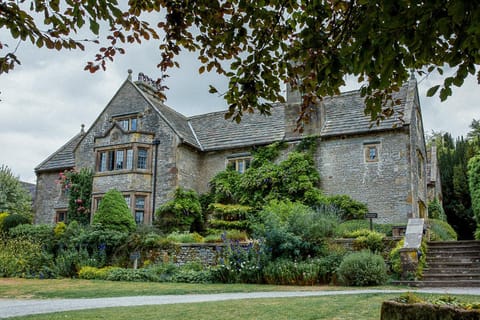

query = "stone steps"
415;240;480;287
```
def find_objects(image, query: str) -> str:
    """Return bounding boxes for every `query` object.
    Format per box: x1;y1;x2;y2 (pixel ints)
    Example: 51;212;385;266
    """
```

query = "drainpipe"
151;138;160;223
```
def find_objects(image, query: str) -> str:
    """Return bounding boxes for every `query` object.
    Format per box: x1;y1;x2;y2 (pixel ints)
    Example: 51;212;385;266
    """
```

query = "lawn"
2;278;479;320
0;278;364;299
7;293;396;320
6;293;480;320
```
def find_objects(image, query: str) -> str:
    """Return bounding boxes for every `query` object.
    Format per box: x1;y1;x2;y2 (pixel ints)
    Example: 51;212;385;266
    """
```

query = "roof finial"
81;124;85;133
127;69;133;81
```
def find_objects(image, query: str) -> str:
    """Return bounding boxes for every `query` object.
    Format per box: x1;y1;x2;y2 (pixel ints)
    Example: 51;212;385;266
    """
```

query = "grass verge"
0;278;399;299
7;293;480;320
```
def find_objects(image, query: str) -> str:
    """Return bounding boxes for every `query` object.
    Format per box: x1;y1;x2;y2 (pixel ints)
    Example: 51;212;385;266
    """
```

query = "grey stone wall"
407;89;428;218
34;171;63;224
72;80;182;222
176;145;201;192
317;130;412;223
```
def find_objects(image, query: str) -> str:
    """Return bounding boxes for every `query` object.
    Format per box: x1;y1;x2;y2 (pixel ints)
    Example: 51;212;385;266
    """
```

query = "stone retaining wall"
159;238;403;266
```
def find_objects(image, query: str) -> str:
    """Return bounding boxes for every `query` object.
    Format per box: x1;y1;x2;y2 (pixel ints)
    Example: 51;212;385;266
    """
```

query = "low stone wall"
159;243;249;266
157;238;403;267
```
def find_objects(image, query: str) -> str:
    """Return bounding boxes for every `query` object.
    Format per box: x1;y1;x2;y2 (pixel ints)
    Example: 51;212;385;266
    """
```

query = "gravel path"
2;288;480;318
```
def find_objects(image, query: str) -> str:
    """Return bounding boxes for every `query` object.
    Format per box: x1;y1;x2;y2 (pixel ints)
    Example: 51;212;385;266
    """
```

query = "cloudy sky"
0;37;478;184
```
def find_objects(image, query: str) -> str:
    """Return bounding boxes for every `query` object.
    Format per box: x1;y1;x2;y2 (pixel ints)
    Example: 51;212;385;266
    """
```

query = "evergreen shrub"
1;214;30;232
338;250;388;286
427;198;447;221
92;189;136;233
352;230;386;253
322;194;368;220
155;188;203;233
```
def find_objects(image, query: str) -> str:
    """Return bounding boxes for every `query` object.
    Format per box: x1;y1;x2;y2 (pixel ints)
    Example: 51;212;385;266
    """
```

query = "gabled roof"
188;106;286;151
37;75;419;173
320;84;409;137
35;130;84;172
134;82;201;149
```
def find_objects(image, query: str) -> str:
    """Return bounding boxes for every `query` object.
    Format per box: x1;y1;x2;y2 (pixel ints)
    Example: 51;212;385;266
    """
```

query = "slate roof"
189;106;286;151
320;85;408;137
35;131;84;172
37;78;415;171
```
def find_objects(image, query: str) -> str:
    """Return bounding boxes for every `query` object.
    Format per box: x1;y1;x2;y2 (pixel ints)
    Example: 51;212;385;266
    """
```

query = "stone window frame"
364;142;380;163
112;113;140;132
96;144;151;173
55;210;67;223
226;153;252;173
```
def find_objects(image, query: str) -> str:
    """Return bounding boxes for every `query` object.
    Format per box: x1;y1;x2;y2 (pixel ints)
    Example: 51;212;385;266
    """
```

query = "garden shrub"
337;220;398;237
155;188;203;233
208;219;250;231
92;189;136;233
321;194;368;220
208;170;242;204
428;198;446;221
9;223;54;241
254;200;336;260
207;203;253;232
167;231;204;243
169;263;214;283
203;230;248;243
0;237;53;278
212;238;268;284
429;219;457;241
352;230;386;253
54;222;67;237
389;239;404;276
106;267;162;282
263;259;321;285
1;214;30;232
54;247;101;277
316;250;346;284
0;212;9;229
338;250;388;286
78;266;120;280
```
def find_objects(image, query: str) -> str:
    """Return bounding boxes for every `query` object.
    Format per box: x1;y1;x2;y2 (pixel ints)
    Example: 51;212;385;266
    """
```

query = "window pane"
131;118;137;131
108;150;115;171
124;195;131;208
126;149;133;170
135;196;145;209
99;152;107;172
115;150;124;169
135;211;144;224
238;160;244;173
119;119;129;130
137;148;147;169
369;147;376;160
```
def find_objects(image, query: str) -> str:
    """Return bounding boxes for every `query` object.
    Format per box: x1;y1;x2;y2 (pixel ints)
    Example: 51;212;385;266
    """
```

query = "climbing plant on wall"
58;168;93;225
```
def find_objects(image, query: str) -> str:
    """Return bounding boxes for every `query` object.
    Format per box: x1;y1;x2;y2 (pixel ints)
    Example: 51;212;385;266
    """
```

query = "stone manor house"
34;71;440;225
